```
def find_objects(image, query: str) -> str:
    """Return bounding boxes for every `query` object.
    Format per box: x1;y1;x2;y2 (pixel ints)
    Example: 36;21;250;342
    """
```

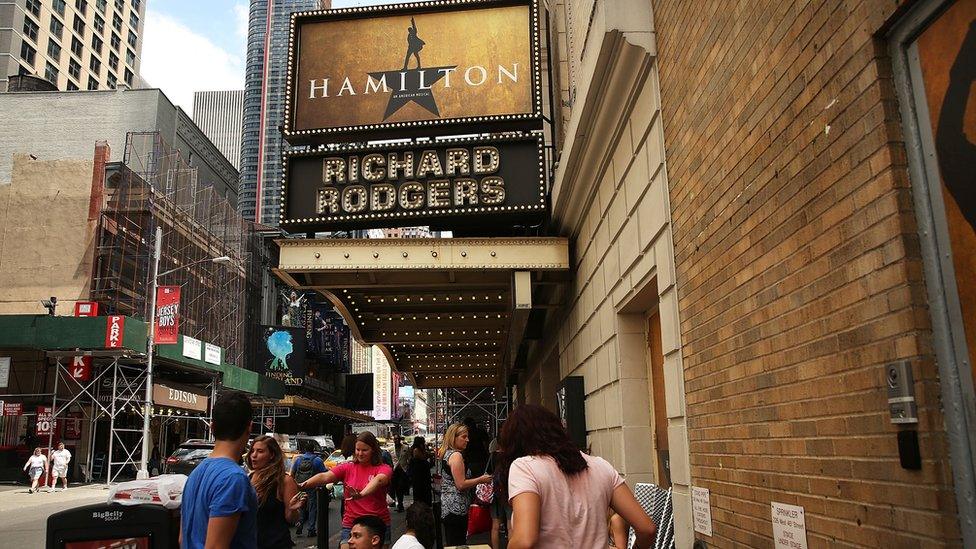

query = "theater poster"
257;325;307;386
305;301;351;372
912;0;976;386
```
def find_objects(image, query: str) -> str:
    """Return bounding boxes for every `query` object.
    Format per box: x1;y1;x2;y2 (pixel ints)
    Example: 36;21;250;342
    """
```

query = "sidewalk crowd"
173;391;657;549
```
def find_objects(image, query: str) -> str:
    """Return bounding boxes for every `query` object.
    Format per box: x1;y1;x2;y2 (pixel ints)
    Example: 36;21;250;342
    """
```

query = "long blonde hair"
443;423;469;452
247;435;285;505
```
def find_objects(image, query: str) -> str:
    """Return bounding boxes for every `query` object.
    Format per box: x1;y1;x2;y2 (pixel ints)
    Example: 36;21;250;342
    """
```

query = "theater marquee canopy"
284;0;543;142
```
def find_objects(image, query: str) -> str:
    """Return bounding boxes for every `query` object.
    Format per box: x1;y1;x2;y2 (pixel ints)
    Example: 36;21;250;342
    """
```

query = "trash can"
46;502;179;549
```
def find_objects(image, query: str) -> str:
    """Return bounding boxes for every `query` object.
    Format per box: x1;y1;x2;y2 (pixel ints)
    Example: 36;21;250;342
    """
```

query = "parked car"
324;449;346;469
164;439;214;475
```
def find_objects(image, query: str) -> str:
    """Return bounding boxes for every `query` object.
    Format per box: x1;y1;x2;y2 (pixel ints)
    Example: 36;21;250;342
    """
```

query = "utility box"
46;503;178;549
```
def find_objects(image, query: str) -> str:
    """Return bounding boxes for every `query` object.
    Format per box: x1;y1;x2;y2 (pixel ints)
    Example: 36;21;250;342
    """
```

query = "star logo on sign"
369;67;457;120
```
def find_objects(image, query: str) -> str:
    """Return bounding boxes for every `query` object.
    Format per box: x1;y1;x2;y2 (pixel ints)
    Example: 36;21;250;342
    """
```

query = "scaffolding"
429;388;509;441
90;132;259;366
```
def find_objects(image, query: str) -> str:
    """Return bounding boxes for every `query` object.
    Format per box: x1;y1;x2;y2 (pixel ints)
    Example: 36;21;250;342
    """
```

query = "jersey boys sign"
285;0;542;140
280;135;545;231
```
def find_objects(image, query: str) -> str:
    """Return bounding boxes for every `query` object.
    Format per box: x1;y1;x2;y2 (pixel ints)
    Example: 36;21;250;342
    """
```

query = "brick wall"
650;0;961;546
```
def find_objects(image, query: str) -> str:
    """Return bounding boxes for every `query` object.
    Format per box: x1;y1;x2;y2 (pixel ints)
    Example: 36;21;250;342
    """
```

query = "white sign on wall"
771;502;807;549
182;337;202;360
0;357;10;388
692;486;713;537
371;347;391;420
204;343;221;365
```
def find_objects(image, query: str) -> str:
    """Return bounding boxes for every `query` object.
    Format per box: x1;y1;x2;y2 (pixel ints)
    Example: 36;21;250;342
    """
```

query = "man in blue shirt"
181;391;257;549
290;439;327;537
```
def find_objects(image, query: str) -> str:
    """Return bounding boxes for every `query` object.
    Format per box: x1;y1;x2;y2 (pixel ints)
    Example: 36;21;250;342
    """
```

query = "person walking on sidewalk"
300;431;393;549
50;442;71;491
181;391;258;549
498;404;657;549
290;439;326;537
247;435;304;549
23;447;47;494
440;423;492;547
393;435;411;512
407;436;432;506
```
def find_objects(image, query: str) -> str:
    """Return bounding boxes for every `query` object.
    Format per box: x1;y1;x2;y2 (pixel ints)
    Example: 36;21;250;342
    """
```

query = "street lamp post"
137;225;232;479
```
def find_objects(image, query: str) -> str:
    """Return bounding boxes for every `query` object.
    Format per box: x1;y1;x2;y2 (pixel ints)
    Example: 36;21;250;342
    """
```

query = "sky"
140;0;405;113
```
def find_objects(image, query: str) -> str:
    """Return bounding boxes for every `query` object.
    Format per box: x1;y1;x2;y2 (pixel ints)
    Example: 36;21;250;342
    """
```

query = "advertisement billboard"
305;302;351;372
285;0;542;141
371;349;392;421
154;286;180;345
257;326;307;386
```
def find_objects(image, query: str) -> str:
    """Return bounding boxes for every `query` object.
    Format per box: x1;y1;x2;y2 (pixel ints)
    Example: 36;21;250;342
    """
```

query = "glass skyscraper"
239;0;328;224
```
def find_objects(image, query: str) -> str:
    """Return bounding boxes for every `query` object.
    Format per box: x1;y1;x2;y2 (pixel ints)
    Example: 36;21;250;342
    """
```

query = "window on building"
66;80;79;90
47;39;62;61
132;0;141;11
75;0;87;15
91;34;103;54
114;0;123;11
53;0;67;16
124;67;133;86
23;18;39;43
89;55;101;75
108;51;118;70
44;62;58;84
110;32;121;50
50;17;64;40
129;11;139;30
73;14;85;35
125;48;135;66
69;58;81;79
126;30;137;48
71;36;83;57
96;0;106;13
18;65;32;76
26;0;41;17
20;42;36;66
112;13;122;32
107;72;117;88
94;14;104;33
87;75;98;90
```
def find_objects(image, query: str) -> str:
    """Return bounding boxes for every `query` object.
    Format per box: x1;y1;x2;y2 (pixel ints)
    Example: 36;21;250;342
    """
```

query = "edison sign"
281;135;545;231
285;0;542;140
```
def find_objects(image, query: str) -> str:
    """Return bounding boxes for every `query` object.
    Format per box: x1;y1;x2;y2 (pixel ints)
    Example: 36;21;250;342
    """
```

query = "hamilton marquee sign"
284;0;543;141
280;135;545;231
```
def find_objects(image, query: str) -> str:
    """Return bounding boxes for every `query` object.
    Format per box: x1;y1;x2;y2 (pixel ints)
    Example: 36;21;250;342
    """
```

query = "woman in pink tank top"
497;405;657;549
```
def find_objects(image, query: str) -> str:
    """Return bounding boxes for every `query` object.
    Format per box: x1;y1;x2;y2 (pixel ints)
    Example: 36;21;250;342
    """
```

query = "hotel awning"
274;238;570;389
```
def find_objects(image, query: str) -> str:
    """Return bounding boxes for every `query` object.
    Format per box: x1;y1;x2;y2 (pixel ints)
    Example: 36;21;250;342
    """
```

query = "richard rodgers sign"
280;135;545;231
284;0;543;141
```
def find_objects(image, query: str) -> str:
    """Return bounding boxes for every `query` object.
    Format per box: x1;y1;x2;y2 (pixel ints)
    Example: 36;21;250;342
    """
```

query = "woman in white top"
391;502;434;549
498;404;657;549
23;447;48;494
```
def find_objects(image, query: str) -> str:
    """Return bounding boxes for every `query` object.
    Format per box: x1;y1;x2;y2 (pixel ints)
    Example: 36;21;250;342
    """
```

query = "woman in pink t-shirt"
498;405;656;549
301;431;393;549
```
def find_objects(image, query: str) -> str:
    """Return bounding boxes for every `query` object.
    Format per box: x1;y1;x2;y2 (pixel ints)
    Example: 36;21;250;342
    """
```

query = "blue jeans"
299;490;318;533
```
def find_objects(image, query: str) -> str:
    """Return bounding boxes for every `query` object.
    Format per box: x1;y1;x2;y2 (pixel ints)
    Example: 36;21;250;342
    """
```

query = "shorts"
339;524;391;547
29;467;43;480
52;466;68;478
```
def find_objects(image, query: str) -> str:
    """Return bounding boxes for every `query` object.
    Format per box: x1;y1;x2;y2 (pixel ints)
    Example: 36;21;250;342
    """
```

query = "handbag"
467;503;492;537
474;479;494;506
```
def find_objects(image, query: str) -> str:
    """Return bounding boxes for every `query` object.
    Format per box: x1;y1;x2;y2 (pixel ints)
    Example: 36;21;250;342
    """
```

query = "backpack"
294;455;316;485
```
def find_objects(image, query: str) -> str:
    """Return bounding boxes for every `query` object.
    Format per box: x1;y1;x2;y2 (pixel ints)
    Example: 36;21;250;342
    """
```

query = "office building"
0;0;146;92
0;87;239;205
239;0;329;225
193;89;244;170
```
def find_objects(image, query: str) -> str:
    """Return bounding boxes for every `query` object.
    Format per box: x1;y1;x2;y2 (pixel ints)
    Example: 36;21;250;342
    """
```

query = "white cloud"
234;3;249;40
140;10;244;112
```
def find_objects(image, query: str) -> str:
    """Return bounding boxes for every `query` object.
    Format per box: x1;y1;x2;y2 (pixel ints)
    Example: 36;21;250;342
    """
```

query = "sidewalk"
0;482;109;513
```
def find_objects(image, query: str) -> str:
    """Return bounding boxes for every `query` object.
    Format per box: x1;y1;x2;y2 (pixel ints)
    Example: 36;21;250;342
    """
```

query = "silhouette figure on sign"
403;17;425;70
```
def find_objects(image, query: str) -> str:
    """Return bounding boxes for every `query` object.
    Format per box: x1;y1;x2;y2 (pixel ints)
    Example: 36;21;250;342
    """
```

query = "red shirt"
331;460;393;526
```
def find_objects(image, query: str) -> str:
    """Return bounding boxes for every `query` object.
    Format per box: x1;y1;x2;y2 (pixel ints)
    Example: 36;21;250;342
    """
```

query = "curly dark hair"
497;404;587;502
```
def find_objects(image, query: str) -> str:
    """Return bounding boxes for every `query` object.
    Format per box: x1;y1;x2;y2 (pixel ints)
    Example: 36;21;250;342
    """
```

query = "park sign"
284;0;543;142
280;135;546;231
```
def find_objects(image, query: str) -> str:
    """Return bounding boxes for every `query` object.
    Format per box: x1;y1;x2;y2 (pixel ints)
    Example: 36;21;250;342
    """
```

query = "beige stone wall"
0;154;97;315
526;0;693;544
